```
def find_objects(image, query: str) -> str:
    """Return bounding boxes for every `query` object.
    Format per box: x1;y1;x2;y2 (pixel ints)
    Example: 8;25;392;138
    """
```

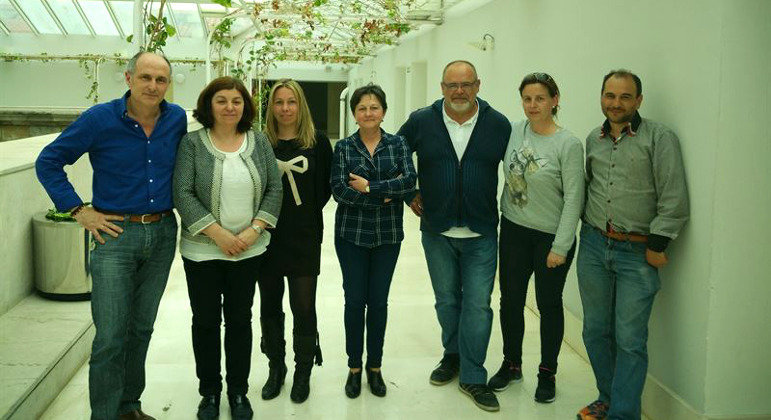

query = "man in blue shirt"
397;60;511;412
36;51;187;420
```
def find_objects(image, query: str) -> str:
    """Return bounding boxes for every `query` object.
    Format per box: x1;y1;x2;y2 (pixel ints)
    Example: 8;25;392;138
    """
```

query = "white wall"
705;1;771;415
347;0;771;418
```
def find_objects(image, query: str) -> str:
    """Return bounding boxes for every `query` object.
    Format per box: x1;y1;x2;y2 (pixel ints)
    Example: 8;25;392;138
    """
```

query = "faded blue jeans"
88;215;177;419
421;231;497;385
577;224;660;420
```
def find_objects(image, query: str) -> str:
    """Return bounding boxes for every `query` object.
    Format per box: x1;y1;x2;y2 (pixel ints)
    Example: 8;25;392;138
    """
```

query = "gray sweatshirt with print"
500;120;585;255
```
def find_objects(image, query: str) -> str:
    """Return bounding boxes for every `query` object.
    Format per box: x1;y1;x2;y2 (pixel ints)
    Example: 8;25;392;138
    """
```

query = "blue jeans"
421;231;497;384
88;216;177;419
577;224;660;420
335;237;401;369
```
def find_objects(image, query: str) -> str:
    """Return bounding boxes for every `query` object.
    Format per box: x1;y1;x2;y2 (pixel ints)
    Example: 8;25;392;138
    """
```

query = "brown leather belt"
600;229;647;243
99;210;173;224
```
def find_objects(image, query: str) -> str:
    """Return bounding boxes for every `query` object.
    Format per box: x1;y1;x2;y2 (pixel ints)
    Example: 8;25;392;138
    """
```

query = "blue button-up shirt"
331;129;417;248
36;91;187;213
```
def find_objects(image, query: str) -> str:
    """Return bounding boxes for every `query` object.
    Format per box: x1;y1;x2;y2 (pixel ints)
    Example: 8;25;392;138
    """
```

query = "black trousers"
498;217;576;371
182;255;260;396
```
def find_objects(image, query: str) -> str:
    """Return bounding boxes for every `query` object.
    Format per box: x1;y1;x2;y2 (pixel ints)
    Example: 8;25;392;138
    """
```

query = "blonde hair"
264;79;316;149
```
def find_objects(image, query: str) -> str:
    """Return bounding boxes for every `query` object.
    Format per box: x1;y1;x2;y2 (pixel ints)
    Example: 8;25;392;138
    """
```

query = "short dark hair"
442;60;478;81
349;83;388;114
193;76;256;133
602;69;642;97
519;72;561;116
126;51;172;75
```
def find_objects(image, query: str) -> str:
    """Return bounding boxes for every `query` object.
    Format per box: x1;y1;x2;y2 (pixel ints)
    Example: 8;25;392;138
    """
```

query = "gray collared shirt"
583;115;689;245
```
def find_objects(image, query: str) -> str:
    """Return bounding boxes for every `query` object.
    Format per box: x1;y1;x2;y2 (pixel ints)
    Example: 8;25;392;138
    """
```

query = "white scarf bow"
276;155;309;205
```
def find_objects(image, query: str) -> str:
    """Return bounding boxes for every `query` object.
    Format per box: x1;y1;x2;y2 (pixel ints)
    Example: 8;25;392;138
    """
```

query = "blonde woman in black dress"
259;79;332;403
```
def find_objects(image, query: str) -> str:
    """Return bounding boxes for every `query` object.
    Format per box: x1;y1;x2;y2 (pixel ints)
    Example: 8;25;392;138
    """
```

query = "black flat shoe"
366;369;387;397
344;370;362;398
228;394;253;420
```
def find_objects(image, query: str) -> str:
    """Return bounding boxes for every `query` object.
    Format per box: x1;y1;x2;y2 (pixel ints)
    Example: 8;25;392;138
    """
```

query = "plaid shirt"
331;129;417;247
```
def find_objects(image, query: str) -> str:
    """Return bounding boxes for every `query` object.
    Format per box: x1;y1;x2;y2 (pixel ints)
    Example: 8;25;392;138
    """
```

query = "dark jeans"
421;231;498;384
182;255;261;397
334;237;401;369
88;216;177;420
498;217;576;372
258;274;318;336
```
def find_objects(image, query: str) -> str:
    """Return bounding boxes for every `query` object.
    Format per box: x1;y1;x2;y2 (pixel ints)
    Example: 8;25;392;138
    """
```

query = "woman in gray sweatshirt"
487;73;585;404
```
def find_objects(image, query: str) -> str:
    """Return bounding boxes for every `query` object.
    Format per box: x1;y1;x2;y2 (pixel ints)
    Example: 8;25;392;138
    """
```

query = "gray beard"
447;100;472;113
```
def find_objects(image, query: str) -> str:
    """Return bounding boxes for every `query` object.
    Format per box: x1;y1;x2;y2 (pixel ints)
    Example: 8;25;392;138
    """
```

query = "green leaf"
126;34;134;43
212;0;232;7
166;24;176;37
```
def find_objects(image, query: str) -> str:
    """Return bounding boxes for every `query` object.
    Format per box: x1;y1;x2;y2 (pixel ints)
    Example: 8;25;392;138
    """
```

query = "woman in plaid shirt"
331;84;417;399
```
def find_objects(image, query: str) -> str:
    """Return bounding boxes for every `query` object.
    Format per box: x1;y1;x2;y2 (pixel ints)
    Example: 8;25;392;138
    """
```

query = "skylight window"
170;3;203;38
78;0;119;36
47;0;90;35
17;0;60;34
0;0;33;33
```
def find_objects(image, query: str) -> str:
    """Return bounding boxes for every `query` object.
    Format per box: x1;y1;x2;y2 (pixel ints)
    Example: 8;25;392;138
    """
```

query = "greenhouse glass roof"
1;1;466;63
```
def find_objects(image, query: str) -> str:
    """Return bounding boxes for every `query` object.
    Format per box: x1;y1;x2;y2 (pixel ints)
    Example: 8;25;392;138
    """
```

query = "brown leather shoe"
119;409;156;420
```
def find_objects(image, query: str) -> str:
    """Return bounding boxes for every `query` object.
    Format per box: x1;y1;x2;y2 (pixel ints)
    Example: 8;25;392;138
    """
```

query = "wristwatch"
251;224;264;235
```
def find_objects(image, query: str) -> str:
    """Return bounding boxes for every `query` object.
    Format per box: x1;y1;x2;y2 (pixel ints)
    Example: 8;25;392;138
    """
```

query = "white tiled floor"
42;206;606;419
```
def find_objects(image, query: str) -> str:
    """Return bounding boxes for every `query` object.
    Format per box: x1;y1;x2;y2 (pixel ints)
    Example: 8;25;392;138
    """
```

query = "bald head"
442;60;478;81
127;51;172;76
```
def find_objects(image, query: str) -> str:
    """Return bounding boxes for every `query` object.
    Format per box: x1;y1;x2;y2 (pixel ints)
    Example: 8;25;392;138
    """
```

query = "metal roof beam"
102;0;124;38
40;0;68;35
72;0;97;37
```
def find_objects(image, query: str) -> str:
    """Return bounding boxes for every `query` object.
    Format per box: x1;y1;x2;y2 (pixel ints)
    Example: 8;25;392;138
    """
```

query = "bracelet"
250;224;264;235
70;204;86;217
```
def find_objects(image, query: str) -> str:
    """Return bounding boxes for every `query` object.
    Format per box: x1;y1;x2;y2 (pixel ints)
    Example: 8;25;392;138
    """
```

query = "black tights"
257;274;318;336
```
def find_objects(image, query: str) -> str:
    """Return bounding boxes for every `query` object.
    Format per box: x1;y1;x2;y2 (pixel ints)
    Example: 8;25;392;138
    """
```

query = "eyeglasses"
442;80;478;91
525;72;552;83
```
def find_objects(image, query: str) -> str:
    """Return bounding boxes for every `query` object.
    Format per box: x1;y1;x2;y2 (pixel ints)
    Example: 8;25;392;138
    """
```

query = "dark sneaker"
577;400;610;420
429;354;460;385
196;395;220;420
534;367;556;403
487;360;523;391
228;394;253;420
459;383;500;412
344;370;362;398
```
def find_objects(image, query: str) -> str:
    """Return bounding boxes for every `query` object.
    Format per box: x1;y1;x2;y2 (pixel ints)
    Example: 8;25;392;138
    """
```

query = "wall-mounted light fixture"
469;33;495;51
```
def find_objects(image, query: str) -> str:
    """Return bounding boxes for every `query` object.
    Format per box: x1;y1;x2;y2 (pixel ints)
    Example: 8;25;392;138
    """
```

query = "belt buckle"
140;214;153;224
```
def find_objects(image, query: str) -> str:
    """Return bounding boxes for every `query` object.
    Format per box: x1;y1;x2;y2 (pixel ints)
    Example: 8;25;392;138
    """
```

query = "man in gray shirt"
576;70;689;420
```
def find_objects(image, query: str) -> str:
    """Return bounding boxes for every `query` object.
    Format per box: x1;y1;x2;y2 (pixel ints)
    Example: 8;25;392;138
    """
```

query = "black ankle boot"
345;370;362;398
260;314;286;400
262;361;287;400
290;331;322;403
366;368;387;397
